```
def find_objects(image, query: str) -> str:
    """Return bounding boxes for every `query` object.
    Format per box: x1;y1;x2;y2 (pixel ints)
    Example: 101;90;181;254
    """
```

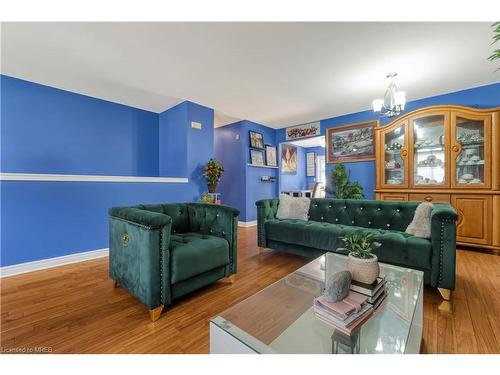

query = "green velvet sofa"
109;203;239;321
256;198;457;299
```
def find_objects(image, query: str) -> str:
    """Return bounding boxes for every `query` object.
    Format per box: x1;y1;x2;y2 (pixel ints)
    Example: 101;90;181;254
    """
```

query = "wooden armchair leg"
258;247;265;254
149;305;164;322
226;274;236;284
438;300;452;313
114;281;120;288
438;288;451;301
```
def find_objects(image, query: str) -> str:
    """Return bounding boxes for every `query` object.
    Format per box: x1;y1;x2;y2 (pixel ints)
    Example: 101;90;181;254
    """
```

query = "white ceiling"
1;22;499;128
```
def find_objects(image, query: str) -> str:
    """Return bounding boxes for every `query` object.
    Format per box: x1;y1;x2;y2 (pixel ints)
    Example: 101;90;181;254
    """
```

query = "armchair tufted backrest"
134;203;239;242
186;203;239;243
136;203;190;234
308;198;419;232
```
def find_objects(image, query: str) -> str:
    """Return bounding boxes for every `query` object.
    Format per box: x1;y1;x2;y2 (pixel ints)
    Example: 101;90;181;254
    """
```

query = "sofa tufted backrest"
308;198;419;232
136;203;190;234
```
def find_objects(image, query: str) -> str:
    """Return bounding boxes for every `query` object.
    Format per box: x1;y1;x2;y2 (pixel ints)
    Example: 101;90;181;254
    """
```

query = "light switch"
191;121;202;129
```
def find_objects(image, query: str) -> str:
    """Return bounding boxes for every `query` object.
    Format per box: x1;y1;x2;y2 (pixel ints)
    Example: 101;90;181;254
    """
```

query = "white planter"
347;253;380;284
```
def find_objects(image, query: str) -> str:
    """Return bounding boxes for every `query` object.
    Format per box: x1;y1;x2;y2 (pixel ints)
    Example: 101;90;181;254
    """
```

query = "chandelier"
372;72;406;117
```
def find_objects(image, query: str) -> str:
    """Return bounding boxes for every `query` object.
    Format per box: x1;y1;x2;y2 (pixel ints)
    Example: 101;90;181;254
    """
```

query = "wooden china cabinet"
375;105;500;251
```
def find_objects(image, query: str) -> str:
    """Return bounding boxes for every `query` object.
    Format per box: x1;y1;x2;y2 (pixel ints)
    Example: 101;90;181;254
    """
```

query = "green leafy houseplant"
488;22;500;70
203;158;224;193
344;230;382;284
342;231;381;259
329;164;364;199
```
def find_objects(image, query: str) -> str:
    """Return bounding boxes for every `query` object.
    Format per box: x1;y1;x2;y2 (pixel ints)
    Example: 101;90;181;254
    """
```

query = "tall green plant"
329;164;364;199
488;22;500;70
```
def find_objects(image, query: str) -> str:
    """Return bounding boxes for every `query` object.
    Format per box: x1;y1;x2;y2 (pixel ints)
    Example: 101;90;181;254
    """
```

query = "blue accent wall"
1;75;159;176
1;75;215;267
158;100;214;183
214;122;246;218
186;102;215;198
277;82;500;200
214;120;278;222
243;121;278;222
159;102;188;177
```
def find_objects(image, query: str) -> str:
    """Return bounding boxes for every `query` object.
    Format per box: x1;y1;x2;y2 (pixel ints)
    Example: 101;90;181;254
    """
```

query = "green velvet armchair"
256;198;457;300
109;203;239;321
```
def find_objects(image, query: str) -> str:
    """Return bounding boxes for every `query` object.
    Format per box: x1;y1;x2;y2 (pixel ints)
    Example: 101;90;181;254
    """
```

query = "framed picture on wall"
306;152;316;177
326;120;378;163
281;144;297;174
250;148;265;166
265;144;277;167
249;131;265;149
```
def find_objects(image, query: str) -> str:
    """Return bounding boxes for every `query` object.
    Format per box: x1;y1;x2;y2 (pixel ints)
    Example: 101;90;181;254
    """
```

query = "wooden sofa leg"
149;305;164;322
226;274;236;284
438;288;451;301
258;247;265;254
114;281;120;288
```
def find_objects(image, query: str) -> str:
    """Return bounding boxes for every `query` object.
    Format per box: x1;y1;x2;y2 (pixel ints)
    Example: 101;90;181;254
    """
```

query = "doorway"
279;136;326;198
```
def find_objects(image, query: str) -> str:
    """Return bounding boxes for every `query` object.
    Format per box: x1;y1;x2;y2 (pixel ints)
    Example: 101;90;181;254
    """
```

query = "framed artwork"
286;122;321;140
250;148;265;166
306;152;316;177
281;144;297;174
249;131;265;149
265;144;277;167
326;120;378;163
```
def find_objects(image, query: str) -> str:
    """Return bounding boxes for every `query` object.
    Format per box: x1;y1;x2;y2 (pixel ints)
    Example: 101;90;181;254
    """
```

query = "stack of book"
350;275;387;310
313;291;374;335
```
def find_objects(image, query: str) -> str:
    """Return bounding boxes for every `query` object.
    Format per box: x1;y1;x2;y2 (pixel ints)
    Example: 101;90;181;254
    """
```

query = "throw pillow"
405;202;434;238
276;193;310;221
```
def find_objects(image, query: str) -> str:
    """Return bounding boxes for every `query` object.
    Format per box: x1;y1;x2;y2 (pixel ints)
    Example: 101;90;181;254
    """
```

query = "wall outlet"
191;121;202;129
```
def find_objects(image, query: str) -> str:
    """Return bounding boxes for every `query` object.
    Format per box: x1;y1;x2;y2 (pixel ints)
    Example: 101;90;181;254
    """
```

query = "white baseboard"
238;220;257;227
0;248;109;278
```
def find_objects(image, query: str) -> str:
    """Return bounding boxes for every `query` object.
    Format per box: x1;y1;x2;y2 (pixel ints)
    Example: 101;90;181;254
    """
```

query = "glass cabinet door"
412;114;448;187
382;121;408;187
451;113;491;188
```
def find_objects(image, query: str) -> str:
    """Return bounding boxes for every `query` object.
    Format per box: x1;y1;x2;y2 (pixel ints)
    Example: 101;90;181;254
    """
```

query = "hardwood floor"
1;226;499;354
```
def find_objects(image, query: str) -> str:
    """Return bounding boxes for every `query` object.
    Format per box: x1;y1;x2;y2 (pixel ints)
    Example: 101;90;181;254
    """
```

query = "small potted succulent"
200;192;213;204
203;158;224;193
342;231;381;284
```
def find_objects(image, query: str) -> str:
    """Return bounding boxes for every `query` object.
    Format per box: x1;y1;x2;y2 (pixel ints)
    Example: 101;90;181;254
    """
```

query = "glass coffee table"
210;253;423;354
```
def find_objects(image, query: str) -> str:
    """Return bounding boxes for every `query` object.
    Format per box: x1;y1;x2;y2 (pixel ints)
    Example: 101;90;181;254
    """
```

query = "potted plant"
327;164;364;199
342;231;381;284
203;158;224;193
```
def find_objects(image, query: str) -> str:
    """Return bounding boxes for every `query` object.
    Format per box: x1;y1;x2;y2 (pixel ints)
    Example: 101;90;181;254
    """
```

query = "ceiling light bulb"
394;91;406;108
